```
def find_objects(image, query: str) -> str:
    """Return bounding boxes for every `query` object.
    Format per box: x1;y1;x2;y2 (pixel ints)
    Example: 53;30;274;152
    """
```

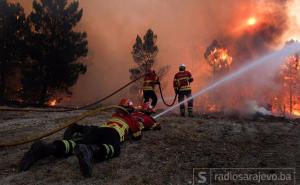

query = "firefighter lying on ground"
173;64;194;117
143;68;160;108
19;99;160;177
63;102;161;140
131;102;161;131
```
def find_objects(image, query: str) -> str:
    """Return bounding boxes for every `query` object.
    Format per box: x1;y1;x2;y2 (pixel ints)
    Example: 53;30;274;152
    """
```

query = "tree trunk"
38;82;48;106
0;62;6;104
289;66;293;114
289;83;292;114
38;70;49;106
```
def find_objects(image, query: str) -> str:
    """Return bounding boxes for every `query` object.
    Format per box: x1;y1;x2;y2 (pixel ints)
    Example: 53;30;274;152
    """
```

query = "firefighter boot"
74;144;95;177
188;108;193;117
180;109;185;117
19;140;56;171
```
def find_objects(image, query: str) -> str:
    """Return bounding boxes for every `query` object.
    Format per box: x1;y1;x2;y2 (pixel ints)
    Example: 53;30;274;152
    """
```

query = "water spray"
154;43;300;119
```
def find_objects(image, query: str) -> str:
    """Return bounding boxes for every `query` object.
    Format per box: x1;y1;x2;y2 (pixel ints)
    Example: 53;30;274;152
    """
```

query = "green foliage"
22;0;88;105
0;0;27;102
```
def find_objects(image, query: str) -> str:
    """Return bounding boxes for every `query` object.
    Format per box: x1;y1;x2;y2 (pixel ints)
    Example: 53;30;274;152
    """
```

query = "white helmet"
179;64;186;71
179;64;186;68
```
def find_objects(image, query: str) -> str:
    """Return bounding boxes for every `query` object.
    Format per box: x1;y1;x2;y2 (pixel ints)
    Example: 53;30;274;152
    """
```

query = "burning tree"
22;0;88;105
273;44;300;116
204;40;233;81
203;40;233;112
0;0;27;103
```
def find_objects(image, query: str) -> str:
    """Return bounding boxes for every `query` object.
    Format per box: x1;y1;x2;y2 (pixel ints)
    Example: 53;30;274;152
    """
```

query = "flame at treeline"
272;55;300;116
200;5;300;117
48;99;57;107
201;47;300;117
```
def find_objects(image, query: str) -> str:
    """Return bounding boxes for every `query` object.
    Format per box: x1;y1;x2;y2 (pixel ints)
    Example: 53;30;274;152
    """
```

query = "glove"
153;123;161;130
132;131;142;140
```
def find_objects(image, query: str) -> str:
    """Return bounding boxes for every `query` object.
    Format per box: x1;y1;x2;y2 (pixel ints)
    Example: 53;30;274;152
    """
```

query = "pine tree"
279;40;300;115
130;29;158;78
22;0;88;105
129;29;168;95
0;0;27;103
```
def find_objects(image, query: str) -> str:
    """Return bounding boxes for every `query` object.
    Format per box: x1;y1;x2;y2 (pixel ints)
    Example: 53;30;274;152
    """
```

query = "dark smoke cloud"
214;0;290;64
14;0;294;108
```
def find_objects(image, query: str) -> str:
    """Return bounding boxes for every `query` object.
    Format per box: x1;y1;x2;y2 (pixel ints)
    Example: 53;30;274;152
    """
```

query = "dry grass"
0;110;299;184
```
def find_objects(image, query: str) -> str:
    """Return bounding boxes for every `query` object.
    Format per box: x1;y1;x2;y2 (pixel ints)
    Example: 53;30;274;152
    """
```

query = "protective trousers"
53;127;121;161
178;90;193;116
143;90;158;107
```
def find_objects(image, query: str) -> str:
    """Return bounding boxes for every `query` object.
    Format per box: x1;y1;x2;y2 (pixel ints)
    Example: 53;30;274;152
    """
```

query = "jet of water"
154;43;300;119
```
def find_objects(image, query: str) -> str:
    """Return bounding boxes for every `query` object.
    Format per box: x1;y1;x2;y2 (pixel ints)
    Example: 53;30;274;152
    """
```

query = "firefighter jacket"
173;71;193;92
131;111;161;130
143;71;159;91
100;112;142;142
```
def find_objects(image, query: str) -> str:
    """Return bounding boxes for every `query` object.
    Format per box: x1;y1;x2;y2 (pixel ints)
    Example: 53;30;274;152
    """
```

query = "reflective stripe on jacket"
100;112;141;141
143;72;159;91
173;71;193;91
101;117;129;142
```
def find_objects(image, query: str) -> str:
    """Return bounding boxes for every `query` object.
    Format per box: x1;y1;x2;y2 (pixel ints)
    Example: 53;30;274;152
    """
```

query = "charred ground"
0;109;299;185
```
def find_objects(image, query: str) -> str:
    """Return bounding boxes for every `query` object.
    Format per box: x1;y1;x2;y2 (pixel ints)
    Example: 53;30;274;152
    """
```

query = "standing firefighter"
173;64;194;117
19;99;160;177
143;69;160;108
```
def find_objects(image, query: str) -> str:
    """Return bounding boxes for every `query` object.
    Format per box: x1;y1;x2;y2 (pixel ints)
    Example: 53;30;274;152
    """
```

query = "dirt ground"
0;109;299;185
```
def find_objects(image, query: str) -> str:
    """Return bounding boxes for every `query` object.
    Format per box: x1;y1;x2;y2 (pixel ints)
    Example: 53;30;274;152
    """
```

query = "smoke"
245;101;272;116
218;0;290;63
198;0;296;114
71;0;248;106
14;0;296;108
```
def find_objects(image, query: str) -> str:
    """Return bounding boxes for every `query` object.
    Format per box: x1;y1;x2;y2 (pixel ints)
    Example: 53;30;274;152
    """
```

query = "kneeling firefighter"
19;99;160;177
173;64;194;117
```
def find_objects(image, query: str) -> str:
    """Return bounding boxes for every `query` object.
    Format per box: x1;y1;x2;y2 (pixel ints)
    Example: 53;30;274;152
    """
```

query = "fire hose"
59;74;147;111
0;74;175;147
0;105;124;147
0;74;146;112
158;83;178;107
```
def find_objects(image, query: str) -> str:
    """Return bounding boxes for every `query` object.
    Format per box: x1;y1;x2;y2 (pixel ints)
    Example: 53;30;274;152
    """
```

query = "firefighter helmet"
179;64;186;71
119;99;134;113
119;98;133;107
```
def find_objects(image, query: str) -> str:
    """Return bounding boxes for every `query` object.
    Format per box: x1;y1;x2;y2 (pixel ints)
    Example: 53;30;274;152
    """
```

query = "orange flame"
48;99;57;107
272;55;300;117
208;48;233;69
292;110;300;117
247;17;257;26
208;104;217;112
